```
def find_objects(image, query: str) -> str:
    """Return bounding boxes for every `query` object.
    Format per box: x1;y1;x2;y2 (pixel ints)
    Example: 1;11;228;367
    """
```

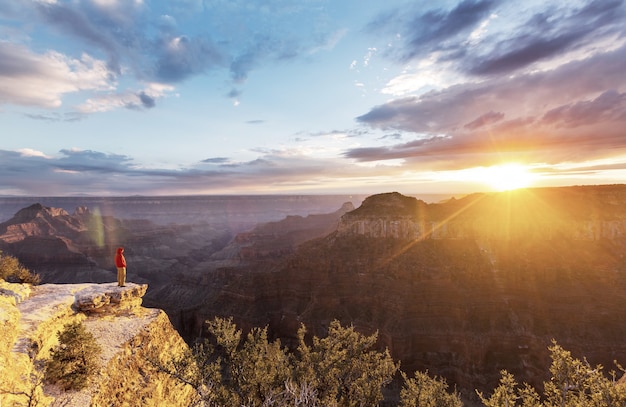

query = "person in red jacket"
114;247;127;287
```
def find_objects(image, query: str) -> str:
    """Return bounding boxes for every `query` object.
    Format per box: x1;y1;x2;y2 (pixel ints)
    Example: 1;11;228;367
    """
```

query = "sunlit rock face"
0;282;195;407
337;187;626;241
75;283;148;314
0;204;85;243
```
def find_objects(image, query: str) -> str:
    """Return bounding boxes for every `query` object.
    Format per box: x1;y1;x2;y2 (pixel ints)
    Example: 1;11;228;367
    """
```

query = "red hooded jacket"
115;247;126;268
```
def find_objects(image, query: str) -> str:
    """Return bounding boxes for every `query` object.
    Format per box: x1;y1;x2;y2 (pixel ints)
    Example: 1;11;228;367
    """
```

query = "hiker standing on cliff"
115;247;126;287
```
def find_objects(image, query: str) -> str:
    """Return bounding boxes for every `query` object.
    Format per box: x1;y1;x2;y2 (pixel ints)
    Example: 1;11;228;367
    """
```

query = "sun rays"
480;163;537;191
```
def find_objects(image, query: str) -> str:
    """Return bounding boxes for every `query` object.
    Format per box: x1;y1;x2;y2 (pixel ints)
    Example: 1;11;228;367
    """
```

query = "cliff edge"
0;281;195;407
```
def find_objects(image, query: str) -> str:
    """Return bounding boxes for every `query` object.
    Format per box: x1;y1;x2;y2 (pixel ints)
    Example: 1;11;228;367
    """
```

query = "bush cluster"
152;318;400;406
0;251;40;285
154;318;626;407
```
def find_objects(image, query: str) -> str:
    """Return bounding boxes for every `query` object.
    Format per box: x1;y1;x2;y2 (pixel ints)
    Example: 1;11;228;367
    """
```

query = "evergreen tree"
45;322;102;391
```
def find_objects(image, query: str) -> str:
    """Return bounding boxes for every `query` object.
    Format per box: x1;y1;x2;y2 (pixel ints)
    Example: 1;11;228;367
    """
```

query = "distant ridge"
0;195;369;226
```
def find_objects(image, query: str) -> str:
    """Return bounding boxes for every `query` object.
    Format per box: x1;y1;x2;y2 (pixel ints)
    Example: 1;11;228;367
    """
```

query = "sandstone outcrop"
0;281;195;407
337;187;626;240
74;283;148;314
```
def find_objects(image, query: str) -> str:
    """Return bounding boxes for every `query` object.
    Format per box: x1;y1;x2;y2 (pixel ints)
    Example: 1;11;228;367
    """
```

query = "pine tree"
45;322;102;391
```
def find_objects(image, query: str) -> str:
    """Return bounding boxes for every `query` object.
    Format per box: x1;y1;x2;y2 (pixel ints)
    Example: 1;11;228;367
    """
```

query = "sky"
1;0;625;197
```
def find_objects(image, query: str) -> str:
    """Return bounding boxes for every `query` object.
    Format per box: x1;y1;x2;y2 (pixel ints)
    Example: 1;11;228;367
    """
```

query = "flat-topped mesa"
337;192;431;239
337;188;626;240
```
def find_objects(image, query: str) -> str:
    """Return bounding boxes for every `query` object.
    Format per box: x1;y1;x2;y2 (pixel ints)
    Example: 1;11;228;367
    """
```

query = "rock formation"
178;185;626;403
0;281;195;407
211;201;355;261
337;187;626;240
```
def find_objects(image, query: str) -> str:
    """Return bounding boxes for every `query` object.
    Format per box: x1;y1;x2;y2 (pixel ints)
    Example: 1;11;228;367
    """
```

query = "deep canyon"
1;185;626;403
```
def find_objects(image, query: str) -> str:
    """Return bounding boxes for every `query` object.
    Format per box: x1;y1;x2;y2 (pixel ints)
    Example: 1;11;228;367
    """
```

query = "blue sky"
1;0;625;196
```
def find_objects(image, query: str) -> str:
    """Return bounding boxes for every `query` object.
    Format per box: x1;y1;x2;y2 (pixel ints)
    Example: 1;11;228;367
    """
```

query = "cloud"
354;43;626;168
371;0;626;80
16;149;52;158
154;35;224;82
540;90;626;128
405;0;497;60
466;0;626;76
1;0;348;114
24;112;86;122
0;42;114;108
138;91;156;108
368;0;497;61
210;2;346;82
0;146;408;196
201;157;230;164
76;83;173;113
464;111;504;129
35;1;123;74
56;149;134;173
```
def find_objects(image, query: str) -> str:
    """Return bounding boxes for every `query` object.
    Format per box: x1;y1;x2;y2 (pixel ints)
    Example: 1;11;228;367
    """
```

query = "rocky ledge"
74;283;148;314
0;281;195;407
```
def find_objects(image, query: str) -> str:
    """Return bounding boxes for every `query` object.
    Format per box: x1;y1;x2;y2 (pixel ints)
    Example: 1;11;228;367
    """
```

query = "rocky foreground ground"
0;281;195;407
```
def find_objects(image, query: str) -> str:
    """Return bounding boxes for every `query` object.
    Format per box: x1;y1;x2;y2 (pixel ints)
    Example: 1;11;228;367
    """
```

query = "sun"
480;163;536;191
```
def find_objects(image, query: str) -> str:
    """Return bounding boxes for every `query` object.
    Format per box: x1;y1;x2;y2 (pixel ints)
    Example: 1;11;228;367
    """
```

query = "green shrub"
0;251;40;285
45;322;102;391
152;318;626;406
476;340;626;407
151;318;399;406
400;370;462;407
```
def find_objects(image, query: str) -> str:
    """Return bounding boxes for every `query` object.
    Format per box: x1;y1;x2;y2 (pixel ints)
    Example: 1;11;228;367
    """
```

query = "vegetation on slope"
0;250;40;285
155;317;626;407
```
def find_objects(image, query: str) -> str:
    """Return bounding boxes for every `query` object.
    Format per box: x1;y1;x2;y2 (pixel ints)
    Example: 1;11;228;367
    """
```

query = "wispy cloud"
76;83;174;113
0;147;410;196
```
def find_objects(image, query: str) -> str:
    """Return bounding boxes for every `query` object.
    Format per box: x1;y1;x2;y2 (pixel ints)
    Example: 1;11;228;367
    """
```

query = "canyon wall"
337;189;626;240
180;186;626;403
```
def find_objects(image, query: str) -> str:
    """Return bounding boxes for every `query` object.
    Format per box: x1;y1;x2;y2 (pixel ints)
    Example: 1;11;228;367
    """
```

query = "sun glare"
480;163;536;191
